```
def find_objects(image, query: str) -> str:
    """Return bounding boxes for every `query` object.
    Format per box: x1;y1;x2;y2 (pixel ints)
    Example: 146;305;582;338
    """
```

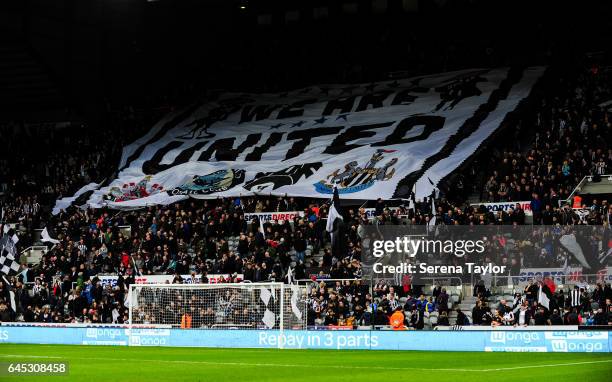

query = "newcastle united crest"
314;149;398;194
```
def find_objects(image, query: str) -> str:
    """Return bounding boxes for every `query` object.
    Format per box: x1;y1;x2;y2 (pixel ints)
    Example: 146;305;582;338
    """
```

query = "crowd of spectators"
471;278;612;327
480;67;612;225
1;64;611;328
0;102;172;236
306;279;456;329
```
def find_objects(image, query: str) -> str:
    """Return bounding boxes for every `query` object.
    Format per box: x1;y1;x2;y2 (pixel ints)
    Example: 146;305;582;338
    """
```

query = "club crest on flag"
104;175;164;202
314;149;398;194
169;169;245;195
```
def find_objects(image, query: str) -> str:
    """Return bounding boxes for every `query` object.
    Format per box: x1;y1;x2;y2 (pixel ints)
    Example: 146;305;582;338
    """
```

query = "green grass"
0;344;611;382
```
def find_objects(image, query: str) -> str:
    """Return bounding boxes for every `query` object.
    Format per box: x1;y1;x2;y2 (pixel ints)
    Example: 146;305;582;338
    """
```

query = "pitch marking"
1;354;611;372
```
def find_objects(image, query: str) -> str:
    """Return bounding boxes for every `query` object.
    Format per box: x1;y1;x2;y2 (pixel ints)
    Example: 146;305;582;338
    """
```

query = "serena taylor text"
373;262;507;275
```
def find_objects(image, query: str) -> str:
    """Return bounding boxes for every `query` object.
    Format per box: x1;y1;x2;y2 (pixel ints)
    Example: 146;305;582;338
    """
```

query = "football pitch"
1;344;611;382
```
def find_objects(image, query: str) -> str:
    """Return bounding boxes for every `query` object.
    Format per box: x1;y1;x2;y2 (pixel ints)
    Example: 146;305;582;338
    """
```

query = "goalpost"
127;282;308;347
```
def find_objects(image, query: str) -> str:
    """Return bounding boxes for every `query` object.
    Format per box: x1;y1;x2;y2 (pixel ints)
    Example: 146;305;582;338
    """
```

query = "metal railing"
20;245;48;265
560;173;612;207
488;273;612;294
419;276;463;287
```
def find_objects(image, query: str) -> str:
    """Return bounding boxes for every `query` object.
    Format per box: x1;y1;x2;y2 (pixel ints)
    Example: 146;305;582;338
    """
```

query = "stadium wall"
1;327;611;352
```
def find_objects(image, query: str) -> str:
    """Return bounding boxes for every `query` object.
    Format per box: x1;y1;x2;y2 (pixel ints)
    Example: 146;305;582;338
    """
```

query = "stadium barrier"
1;325;610;352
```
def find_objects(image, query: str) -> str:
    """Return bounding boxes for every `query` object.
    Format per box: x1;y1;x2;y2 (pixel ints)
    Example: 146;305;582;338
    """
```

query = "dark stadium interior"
1;0;612;335
1;0;610;115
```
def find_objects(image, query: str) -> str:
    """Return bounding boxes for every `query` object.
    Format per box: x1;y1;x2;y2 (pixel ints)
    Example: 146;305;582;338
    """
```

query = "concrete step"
458;303;474;311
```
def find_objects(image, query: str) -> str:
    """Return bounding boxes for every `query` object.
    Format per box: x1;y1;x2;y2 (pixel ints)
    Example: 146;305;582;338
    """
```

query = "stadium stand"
0;2;611;331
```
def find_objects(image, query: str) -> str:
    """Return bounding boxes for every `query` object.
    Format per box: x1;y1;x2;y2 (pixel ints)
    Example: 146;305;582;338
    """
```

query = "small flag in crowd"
1;225;23;313
427;178;437;227
559;232;603;270
407;184;416;211
1;275;17;313
0;231;21;276
326;186;343;233
428;177;439;199
259;218;266;239
286;266;294;284
538;282;552;310
562;256;571;284
429;196;437;226
599;242;612;264
41;227;60;244
407;198;415;212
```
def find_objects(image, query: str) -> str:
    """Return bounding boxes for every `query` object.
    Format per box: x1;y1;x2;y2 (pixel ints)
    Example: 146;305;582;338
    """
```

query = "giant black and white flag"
55;67;545;211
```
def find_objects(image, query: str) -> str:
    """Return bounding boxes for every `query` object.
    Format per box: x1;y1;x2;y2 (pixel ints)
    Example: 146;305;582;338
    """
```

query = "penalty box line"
0;354;611;372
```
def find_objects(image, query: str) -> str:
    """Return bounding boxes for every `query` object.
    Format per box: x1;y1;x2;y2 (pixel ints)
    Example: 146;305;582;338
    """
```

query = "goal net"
128;282;308;330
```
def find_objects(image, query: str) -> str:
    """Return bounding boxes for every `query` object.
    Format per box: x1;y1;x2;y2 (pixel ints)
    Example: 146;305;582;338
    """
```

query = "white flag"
326;186;342;233
290;284;302;320
259;287;272;306
287;266;294;284
599;247;612;264
262;309;276;329
259;218;266;239
8;290;16;312
428;197;436;226
1;276;17;312
326;204;342;233
41;227;60;244
538;284;551;310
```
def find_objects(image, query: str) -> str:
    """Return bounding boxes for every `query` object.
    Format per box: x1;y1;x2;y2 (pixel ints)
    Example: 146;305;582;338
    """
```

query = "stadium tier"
2;66;611;331
1;1;612;381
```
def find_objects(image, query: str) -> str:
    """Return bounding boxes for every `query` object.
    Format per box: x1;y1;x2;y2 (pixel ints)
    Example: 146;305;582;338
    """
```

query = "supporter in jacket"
403;295;417;312
436;288;449;313
455;308;469;326
472;300;488;325
514;302;533;326
416;294;428;313
549;309;563;325
533;307;549;325
409;308;424;330
437;311;450;326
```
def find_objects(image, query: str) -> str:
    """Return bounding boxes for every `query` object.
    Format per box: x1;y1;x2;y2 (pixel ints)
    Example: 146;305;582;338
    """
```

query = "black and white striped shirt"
570;289;581;307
